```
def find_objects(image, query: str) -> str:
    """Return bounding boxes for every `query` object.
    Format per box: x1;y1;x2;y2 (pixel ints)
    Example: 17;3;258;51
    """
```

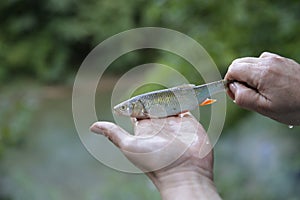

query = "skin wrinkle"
227;62;260;89
251;63;273;114
226;52;300;125
261;59;293;110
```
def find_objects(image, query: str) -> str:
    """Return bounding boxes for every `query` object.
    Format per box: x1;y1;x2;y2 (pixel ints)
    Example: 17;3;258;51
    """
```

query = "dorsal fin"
173;84;195;89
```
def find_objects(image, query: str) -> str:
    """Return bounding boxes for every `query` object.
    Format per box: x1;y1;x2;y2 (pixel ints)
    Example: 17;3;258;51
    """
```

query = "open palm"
90;113;214;182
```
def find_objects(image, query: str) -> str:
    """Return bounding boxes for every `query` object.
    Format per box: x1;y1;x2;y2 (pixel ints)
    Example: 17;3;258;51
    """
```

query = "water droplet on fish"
233;100;236;103
288;125;293;129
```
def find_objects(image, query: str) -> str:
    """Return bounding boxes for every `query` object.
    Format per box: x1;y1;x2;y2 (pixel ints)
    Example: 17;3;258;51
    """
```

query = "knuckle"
269;55;284;63
226;66;233;76
262;52;283;64
260;51;272;58
260;52;280;59
226;61;240;78
261;58;283;78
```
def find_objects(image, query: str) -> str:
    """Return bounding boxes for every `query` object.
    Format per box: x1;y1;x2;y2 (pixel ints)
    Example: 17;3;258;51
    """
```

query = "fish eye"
120;105;126;110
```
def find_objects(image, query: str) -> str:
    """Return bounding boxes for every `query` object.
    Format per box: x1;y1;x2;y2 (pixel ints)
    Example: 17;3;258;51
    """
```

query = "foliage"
0;0;299;83
1;1;300;199
0;0;137;83
0;82;39;158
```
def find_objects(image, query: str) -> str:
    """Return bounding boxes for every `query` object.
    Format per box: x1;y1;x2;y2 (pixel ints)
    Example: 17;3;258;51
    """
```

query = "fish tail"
194;80;227;102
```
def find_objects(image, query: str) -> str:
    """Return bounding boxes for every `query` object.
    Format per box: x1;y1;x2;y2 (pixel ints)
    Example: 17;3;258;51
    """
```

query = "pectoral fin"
199;98;217;106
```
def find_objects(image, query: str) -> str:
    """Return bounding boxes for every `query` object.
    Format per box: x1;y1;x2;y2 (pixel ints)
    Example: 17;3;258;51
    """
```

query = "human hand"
90;113;221;200
225;52;300;125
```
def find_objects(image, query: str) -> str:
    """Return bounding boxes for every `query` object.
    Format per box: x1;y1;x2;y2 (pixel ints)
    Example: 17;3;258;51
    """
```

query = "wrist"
147;168;221;200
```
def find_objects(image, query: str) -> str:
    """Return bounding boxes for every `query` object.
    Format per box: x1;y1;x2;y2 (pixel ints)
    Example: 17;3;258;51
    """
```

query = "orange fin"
199;98;217;106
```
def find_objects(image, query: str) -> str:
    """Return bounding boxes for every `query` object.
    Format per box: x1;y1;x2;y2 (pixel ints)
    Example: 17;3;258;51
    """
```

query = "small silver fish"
113;80;228;119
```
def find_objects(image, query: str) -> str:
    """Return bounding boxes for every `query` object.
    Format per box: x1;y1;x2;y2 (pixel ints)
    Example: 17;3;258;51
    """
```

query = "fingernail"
229;82;237;93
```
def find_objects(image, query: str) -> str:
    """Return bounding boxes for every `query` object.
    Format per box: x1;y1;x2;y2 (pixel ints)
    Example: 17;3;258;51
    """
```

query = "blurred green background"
1;0;300;199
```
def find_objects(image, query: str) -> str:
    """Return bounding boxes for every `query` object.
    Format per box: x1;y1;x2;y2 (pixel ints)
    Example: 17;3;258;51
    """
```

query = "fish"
113;79;229;119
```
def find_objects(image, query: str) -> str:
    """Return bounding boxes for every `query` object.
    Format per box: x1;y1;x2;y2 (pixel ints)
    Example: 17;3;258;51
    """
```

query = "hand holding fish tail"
225;52;300;125
90;113;222;200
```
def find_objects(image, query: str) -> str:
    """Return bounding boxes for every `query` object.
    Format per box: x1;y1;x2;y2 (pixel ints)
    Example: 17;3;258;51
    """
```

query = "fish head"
113;99;148;118
131;100;148;118
113;100;133;117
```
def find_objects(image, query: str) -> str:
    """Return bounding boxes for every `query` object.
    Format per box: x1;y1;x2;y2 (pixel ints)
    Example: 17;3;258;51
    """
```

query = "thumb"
229;82;267;112
90;121;131;148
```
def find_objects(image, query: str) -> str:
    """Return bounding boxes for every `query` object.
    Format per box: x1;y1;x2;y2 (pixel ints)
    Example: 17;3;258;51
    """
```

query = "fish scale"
113;80;228;118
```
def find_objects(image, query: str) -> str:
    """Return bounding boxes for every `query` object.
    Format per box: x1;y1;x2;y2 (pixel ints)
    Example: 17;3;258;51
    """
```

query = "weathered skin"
225;52;300;125
114;80;227;119
90;113;222;200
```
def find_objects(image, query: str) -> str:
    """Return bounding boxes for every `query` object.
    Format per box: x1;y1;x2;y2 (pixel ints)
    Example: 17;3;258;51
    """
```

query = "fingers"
225;52;283;107
225;60;263;89
90;121;131;148
225;54;271;100
226;85;235;100
229;82;269;112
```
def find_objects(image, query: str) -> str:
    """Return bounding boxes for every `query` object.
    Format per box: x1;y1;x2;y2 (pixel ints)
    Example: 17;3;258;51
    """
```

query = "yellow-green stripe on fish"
113;80;228;119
